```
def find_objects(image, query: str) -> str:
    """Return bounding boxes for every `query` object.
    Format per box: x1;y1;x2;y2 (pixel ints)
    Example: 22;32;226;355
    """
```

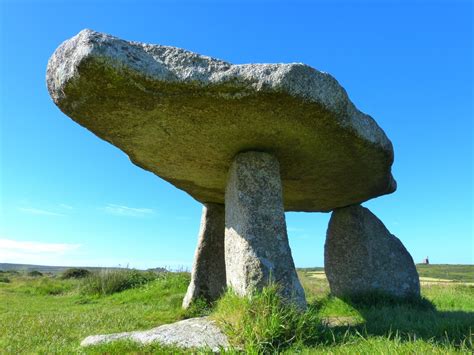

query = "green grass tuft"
182;297;214;318
80;269;159;296
11;276;76;295
212;284;321;352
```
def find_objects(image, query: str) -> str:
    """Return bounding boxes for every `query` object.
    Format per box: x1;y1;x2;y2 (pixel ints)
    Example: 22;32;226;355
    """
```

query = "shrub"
61;268;91;279
0;276;10;283
27;270;43;277
80;269;158;296
212;284;321;353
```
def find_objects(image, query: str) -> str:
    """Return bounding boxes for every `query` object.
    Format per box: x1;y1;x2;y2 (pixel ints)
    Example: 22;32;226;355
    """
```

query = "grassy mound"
212;285;321;352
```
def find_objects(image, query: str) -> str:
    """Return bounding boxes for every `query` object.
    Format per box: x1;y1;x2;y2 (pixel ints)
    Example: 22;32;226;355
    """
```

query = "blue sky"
0;0;472;269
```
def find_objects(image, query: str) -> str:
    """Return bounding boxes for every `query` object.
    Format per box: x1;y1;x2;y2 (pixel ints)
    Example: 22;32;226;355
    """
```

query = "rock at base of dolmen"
183;203;226;309
324;205;420;298
80;317;229;352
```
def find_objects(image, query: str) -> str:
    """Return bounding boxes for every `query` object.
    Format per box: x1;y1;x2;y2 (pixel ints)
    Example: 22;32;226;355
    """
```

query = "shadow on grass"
313;291;473;350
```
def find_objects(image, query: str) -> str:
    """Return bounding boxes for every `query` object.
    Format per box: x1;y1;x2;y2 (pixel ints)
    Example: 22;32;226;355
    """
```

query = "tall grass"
80;269;160;296
212;284;321;353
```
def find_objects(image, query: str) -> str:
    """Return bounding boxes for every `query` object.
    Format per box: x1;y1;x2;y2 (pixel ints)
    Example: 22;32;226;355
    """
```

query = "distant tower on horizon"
422;256;430;265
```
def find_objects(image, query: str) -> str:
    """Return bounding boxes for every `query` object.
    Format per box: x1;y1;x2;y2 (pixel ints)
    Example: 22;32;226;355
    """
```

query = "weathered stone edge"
46;29;393;153
80;317;229;352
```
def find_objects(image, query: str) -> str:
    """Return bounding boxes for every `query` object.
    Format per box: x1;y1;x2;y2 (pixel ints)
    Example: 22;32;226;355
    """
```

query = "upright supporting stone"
183;203;226;309
225;151;306;308
325;205;420;298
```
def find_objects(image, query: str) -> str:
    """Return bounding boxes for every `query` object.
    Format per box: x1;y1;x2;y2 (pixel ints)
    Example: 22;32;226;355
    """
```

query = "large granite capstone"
47;29;396;212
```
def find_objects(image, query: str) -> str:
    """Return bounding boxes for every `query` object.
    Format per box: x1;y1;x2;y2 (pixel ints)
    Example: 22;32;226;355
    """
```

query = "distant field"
0;264;473;353
4;263;472;281
299;264;474;284
416;264;474;283
0;263;109;274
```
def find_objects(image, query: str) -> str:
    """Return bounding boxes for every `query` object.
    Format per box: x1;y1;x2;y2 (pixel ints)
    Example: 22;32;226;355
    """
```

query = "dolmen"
47;30;420;310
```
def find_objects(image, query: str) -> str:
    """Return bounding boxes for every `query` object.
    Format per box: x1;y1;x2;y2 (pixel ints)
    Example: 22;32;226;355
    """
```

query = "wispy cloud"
18;207;65;216
59;204;73;210
0;238;81;253
103;204;154;217
0;238;82;266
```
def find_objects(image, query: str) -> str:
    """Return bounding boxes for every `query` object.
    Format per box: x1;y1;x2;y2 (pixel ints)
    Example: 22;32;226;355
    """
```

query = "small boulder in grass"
80;317;229;352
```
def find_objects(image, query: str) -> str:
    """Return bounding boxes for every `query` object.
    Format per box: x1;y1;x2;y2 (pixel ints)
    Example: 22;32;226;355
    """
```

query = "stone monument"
47;29;418;310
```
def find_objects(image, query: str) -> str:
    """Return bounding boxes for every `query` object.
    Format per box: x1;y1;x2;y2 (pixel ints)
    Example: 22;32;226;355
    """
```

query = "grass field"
0;265;473;353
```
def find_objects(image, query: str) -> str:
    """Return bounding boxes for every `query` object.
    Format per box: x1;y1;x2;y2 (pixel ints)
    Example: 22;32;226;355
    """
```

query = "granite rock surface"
80;317;229;352
325;205;420;298
47;29;396;211
225;151;306;308
183;203;226;309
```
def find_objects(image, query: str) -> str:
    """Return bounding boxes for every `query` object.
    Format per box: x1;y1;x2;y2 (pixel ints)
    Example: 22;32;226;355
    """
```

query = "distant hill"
0;263;112;274
2;263;472;281
0;263;167;275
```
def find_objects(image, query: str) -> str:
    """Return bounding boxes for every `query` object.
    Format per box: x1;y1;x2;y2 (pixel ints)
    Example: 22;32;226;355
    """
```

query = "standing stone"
325;205;420;298
225;151;306;308
183;203;226;309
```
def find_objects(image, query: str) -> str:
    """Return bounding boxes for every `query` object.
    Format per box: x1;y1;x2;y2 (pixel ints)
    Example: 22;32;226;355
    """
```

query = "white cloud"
0;238;83;266
18;207;65;216
59;204;73;210
103;204;154;217
0;238;81;253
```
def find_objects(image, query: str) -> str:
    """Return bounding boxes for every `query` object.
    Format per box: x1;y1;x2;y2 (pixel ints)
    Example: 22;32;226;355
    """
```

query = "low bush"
212;284;321;353
80;269;158;296
27;270;43;277
0;276;10;283
61;268;91;279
